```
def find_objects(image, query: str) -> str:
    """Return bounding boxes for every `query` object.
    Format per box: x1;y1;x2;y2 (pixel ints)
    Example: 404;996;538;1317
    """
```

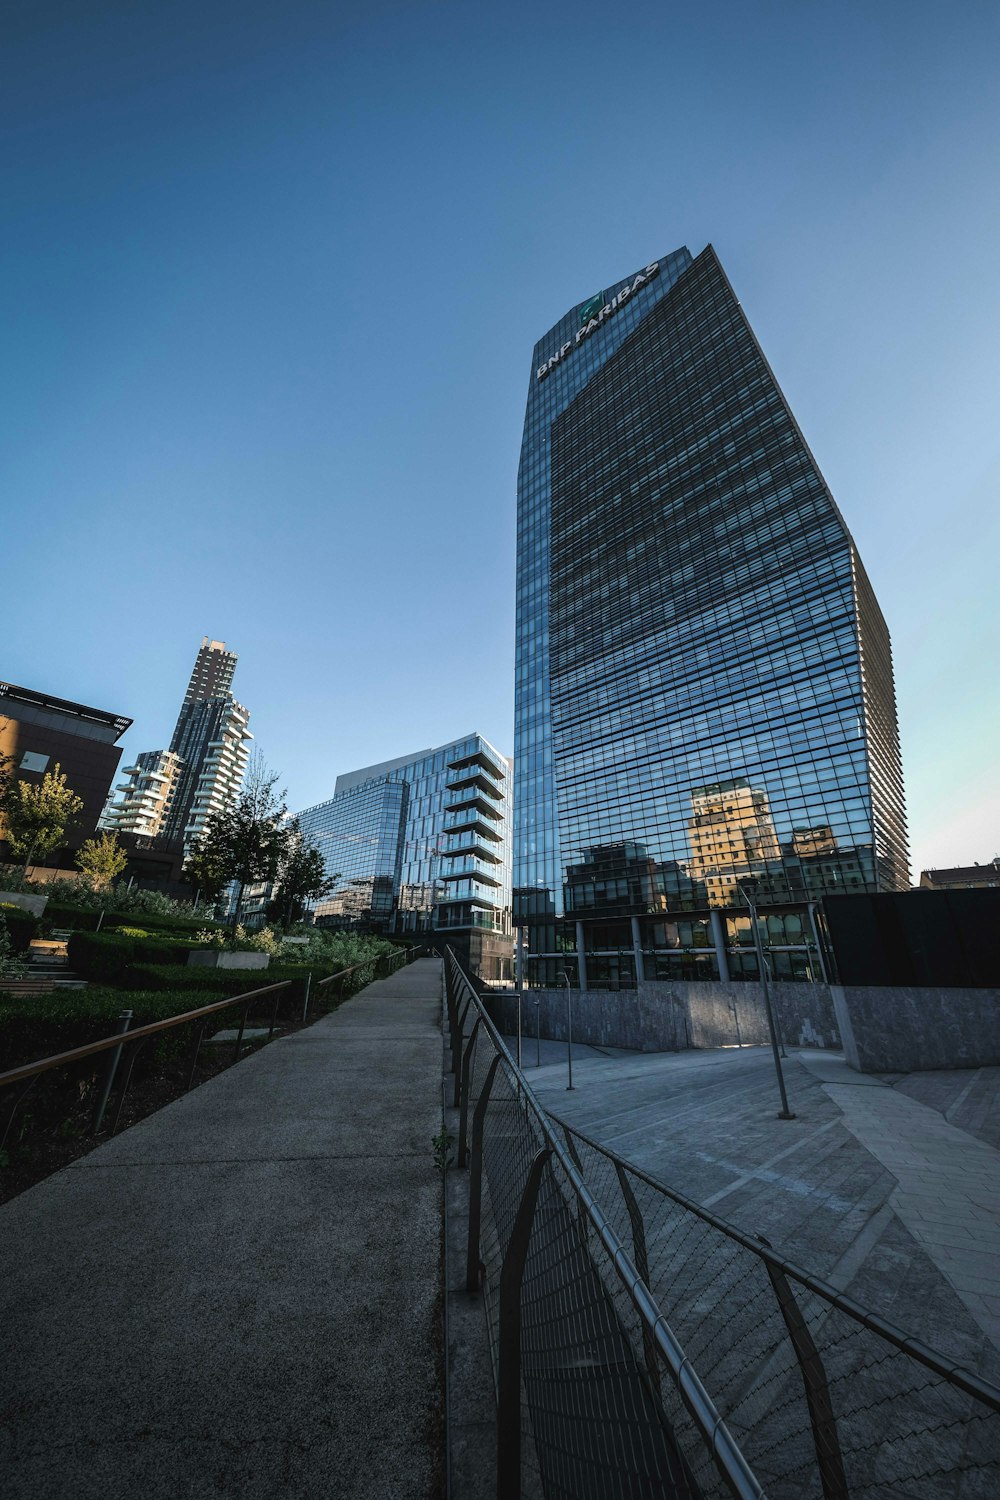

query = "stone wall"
832;985;1000;1072
485;979;841;1054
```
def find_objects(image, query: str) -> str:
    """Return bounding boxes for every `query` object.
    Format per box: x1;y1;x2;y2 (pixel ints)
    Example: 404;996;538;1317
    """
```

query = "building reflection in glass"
514;243;909;986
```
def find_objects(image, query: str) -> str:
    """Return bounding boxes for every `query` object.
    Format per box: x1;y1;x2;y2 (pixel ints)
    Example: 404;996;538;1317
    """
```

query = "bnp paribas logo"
536;261;661;382
579;293;605;326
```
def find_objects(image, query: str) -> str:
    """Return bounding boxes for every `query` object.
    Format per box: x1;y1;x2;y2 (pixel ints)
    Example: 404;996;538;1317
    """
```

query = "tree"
0;762;84;872
75;830;129;889
196;756;291;928
184;838;231;911
266;821;337;929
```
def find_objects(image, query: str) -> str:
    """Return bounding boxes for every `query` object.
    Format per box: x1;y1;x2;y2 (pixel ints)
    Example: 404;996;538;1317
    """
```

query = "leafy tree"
74;831;129;889
0;762;84;872
266;820;337;930
196;756;291;928
184;838;230;911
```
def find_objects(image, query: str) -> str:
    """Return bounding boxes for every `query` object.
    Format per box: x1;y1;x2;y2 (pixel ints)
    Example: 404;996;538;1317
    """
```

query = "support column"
807;902;829;984
710;908;730;982
575;921;588;992
630;916;646;983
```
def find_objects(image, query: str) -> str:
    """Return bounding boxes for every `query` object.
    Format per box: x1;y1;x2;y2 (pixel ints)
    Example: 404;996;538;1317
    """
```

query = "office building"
515;245;909;987
297;733;512;979
107;638;252;855
919;860;1000;891
0;681;132;864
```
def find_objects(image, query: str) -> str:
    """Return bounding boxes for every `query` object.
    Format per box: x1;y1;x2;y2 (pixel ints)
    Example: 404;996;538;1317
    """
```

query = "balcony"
445;791;503;821
443;810;503;839
436;879;502;908
446;768;503;801
448;747;506;779
439;858;502;886
440;832;502;862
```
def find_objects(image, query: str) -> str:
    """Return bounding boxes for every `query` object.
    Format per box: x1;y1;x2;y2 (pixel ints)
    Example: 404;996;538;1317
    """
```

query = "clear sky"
3;0;999;875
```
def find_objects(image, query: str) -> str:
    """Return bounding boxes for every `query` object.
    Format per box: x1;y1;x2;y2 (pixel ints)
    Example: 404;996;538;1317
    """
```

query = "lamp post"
739;884;795;1120
560;970;575;1091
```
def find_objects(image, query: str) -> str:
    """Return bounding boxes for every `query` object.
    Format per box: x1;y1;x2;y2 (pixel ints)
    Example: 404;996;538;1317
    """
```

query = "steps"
1;934;87;996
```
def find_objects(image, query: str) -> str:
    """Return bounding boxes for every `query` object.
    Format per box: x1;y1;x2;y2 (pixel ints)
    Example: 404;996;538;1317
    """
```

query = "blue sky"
3;0;998;874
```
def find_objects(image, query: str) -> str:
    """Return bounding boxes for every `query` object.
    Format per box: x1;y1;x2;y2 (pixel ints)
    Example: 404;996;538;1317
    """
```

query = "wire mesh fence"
445;949;1000;1499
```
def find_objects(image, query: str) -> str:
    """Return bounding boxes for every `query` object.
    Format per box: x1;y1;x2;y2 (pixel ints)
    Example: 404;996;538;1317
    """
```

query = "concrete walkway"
0;958;444;1500
526;1039;1000;1383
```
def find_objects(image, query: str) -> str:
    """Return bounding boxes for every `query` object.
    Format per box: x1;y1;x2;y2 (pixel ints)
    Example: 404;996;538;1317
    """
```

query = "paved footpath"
527;1038;1000;1382
0;958;444;1500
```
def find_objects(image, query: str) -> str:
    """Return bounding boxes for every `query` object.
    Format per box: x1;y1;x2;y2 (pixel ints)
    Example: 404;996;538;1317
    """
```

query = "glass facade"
295;733;512;975
514;245;909;986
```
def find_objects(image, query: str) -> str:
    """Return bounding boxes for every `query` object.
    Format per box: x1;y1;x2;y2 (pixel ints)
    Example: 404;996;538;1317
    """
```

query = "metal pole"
91;1010;133;1134
301;969;312;1023
561;971;574;1091
740;886;795;1120
516;990;522;1069
534;995;541;1069
496;1148;551;1499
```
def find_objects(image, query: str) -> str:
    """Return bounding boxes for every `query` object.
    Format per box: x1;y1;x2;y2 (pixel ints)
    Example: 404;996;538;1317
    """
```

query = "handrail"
550;1111;1000;1415
0;945;419;1091
0;981;294;1089
445;947;765;1500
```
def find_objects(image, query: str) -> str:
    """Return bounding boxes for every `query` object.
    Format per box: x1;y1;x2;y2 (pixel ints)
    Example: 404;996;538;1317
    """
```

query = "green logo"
579;293;604;326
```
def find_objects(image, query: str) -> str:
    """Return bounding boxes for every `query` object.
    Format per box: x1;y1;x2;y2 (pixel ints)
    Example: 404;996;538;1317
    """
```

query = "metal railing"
445;947;763;1499
552;1116;1000;1499
444;949;1000;1499
1;945;419;1152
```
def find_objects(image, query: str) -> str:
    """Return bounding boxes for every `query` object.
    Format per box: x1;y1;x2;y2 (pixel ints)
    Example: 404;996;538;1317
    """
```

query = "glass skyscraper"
515;245;909;987
295;733;513;979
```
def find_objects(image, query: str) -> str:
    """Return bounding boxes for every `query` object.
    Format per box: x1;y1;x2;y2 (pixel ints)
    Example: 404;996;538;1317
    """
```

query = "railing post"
301;970;312;1023
186;1022;208;1091
91;1010;133;1134
456;1017;481;1166
497;1148;551;1500
465;1054;501;1292
758;1235;848;1499
452;991;474;1105
232;1004;247;1064
267;988;282;1040
615;1160;660;1393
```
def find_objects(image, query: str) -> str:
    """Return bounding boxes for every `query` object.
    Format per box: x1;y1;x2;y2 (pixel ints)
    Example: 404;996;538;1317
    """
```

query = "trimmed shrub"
0;987;226;1070
0;904;40;953
67;930;190;980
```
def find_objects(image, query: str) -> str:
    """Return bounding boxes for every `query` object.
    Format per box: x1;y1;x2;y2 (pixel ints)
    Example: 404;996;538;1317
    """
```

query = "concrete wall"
188;951;271;970
485;980;1000;1073
0;889;48;917
832;985;1000;1073
485;979;841;1055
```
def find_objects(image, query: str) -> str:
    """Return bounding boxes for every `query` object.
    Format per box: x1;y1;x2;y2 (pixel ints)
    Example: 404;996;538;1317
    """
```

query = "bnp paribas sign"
536;261;660;382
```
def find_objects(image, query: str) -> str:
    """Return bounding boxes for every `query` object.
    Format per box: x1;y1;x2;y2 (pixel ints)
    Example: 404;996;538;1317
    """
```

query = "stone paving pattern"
0;959;445;1500
525;1038;1000;1386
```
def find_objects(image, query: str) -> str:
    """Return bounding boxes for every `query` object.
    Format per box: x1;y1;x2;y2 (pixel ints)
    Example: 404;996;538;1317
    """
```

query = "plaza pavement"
524;1036;1000;1382
0;958;445;1500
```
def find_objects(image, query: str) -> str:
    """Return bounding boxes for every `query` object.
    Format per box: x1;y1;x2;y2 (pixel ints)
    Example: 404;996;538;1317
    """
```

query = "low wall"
0;890;48;917
832;985;1000;1072
187;951;271;970
485;979;841;1055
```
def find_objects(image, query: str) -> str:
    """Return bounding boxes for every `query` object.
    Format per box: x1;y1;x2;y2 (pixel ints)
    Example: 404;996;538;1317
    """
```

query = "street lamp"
560;970;575;1091
738;883;795;1120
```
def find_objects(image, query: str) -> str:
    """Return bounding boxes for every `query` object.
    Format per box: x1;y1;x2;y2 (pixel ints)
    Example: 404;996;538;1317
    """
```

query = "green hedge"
119;959;365;994
67;930;193;980
0;987;228;1071
43;905;208;936
0;905;41;953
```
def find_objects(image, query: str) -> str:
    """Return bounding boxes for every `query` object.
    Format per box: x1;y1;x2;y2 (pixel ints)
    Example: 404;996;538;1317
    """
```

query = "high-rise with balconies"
107;638;252;855
515;245;909;987
296;733;512;980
